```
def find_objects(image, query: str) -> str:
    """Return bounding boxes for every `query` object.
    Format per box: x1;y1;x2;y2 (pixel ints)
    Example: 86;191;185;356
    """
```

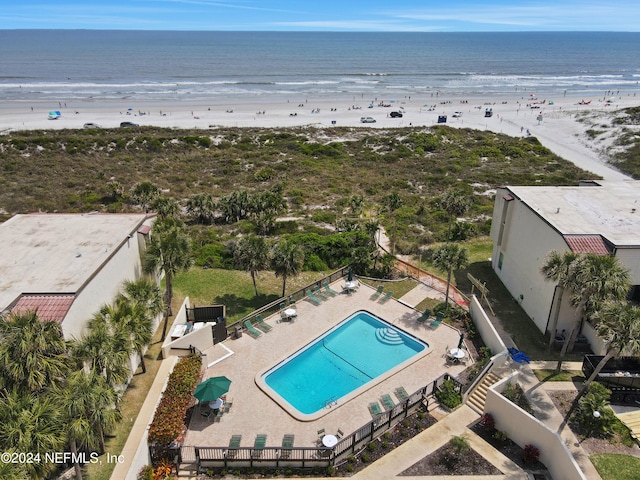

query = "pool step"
375;327;405;345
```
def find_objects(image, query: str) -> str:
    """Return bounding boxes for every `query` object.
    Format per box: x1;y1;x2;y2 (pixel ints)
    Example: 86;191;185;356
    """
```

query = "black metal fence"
149;374;460;474
227;265;352;336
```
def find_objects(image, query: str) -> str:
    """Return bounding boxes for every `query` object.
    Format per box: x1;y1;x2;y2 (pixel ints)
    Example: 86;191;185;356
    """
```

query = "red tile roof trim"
10;294;76;323
564;235;611;255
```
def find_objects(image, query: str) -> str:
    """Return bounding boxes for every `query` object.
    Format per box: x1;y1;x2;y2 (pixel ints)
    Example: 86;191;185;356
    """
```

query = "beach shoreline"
1;91;636;181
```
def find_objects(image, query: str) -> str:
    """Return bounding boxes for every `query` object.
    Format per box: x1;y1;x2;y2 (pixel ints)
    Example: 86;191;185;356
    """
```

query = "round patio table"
322;434;338;448
449;348;465;359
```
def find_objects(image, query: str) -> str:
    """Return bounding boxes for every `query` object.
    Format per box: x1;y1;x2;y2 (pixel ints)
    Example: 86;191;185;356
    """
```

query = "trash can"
235;326;242;339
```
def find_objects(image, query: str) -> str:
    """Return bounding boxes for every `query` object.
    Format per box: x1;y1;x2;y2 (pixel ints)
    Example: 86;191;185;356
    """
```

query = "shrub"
479;413;496;431
521;444;540;464
435;379;462;409
366;441;377;452
492;430;508;445
148;354;202;446
361;452;371;463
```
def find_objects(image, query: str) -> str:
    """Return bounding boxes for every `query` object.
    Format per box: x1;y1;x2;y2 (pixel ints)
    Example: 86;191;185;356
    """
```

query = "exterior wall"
614;247;640;284
62;229;150;341
469;295;506;355
490;189;569;334
484;373;587;480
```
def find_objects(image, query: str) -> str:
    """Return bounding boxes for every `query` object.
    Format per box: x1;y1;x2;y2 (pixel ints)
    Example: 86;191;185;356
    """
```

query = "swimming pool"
260;310;428;418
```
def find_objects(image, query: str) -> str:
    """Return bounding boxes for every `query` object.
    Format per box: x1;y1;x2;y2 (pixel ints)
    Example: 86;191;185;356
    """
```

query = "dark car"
437;115;447;123
120;121;139;127
390;111;403;118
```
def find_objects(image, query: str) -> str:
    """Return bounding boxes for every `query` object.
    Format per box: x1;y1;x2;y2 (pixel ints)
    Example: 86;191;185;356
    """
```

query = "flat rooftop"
0;213;149;308
185;281;467;450
507;180;640;247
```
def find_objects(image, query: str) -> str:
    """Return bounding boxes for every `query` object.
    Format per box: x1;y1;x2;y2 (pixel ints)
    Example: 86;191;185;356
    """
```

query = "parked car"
390;111;403;118
360;116;376;123
437;115;447;123
120;121;139;127
484;108;493;118
452;112;463;118
83;122;101;129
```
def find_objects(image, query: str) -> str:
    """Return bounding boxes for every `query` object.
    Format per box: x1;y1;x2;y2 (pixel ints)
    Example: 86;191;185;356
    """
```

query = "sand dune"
1;92;636;181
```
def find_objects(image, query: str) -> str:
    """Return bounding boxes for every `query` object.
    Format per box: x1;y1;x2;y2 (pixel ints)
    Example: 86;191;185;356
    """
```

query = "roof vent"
556;207;560;214
632;208;636;214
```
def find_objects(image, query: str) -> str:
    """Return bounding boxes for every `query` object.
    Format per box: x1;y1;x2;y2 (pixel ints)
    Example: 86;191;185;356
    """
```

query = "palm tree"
0;310;71;394
432;243;469;310
74;307;132;389
117;279;163;373
232;235;269;297
541;250;579;350
583;301;640;387
271;240;305;297
0;388;65;479
558;301;640;433
131;181;160;213
53;369;121;480
439;191;471;241
151;196;180;220
186;193;215;224
551;253;630;372
143;217;193;338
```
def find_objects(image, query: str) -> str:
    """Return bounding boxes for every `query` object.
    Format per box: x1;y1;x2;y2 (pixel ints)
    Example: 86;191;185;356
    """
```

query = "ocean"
1;30;639;102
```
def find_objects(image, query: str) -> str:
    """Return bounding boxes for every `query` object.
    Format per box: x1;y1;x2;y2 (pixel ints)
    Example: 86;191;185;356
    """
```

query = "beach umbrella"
457;332;465;349
194;376;232;402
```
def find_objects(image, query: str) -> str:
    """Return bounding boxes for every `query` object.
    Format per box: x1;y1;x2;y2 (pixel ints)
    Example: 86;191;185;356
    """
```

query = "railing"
227;265;352;336
150;374;461;473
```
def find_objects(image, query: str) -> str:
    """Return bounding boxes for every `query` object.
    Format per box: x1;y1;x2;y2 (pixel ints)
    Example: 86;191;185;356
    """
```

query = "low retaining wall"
484;372;587;480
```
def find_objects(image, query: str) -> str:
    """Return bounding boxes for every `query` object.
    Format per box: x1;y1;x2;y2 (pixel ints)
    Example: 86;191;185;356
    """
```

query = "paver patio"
184;280;467;450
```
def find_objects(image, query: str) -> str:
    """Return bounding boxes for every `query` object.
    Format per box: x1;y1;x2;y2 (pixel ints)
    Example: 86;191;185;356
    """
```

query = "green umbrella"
194;376;232;402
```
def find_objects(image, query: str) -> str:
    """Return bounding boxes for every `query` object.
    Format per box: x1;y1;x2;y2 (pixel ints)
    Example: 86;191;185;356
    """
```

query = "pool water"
263;310;427;415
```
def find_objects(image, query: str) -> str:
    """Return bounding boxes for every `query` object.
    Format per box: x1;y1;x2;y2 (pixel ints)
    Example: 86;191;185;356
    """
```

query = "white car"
83;122;101;128
452;112;463;118
360;116;376;123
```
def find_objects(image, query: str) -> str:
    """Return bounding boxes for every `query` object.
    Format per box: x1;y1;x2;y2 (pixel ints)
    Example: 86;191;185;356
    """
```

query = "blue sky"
2;0;639;31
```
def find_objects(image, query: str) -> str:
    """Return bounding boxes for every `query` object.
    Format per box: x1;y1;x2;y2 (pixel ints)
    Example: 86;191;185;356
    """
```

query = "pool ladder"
324;396;338;409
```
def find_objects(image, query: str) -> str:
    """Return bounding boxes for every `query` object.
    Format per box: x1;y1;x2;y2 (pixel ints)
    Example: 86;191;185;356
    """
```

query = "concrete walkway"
116;276;600;480
353;405;526;479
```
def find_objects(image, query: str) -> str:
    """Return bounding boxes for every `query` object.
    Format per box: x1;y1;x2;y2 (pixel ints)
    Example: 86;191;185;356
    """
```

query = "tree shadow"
213;293;280;319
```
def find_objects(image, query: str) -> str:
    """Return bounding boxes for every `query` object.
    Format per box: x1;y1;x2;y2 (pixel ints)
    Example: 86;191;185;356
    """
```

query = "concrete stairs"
466;372;501;414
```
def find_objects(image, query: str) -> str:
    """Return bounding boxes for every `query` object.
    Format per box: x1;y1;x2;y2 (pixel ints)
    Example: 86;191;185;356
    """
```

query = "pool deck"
184;281;468;450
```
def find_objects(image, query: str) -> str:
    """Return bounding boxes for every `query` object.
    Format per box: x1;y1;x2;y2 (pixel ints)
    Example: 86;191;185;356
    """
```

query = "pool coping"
254;309;433;421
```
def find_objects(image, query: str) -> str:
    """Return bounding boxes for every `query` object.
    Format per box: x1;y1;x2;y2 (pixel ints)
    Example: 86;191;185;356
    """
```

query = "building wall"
491;189;569;334
614;247;640;284
62;232;147;341
485;373;587;480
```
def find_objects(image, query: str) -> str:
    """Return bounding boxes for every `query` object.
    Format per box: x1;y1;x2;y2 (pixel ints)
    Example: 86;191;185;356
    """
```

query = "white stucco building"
0;212;155;341
490;180;640;353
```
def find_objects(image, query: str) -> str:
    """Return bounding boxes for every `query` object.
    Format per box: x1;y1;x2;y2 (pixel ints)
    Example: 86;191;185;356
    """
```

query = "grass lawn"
173;268;329;322
590;453;640;480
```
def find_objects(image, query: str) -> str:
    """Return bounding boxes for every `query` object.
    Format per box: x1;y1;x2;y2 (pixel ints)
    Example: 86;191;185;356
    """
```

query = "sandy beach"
1;91;636;181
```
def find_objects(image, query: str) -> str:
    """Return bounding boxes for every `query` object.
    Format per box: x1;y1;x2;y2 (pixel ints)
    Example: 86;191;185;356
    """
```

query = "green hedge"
148;354;202;446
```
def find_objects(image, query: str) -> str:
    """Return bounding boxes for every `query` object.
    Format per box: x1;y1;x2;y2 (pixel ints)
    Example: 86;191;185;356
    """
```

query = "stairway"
466;372;501;414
